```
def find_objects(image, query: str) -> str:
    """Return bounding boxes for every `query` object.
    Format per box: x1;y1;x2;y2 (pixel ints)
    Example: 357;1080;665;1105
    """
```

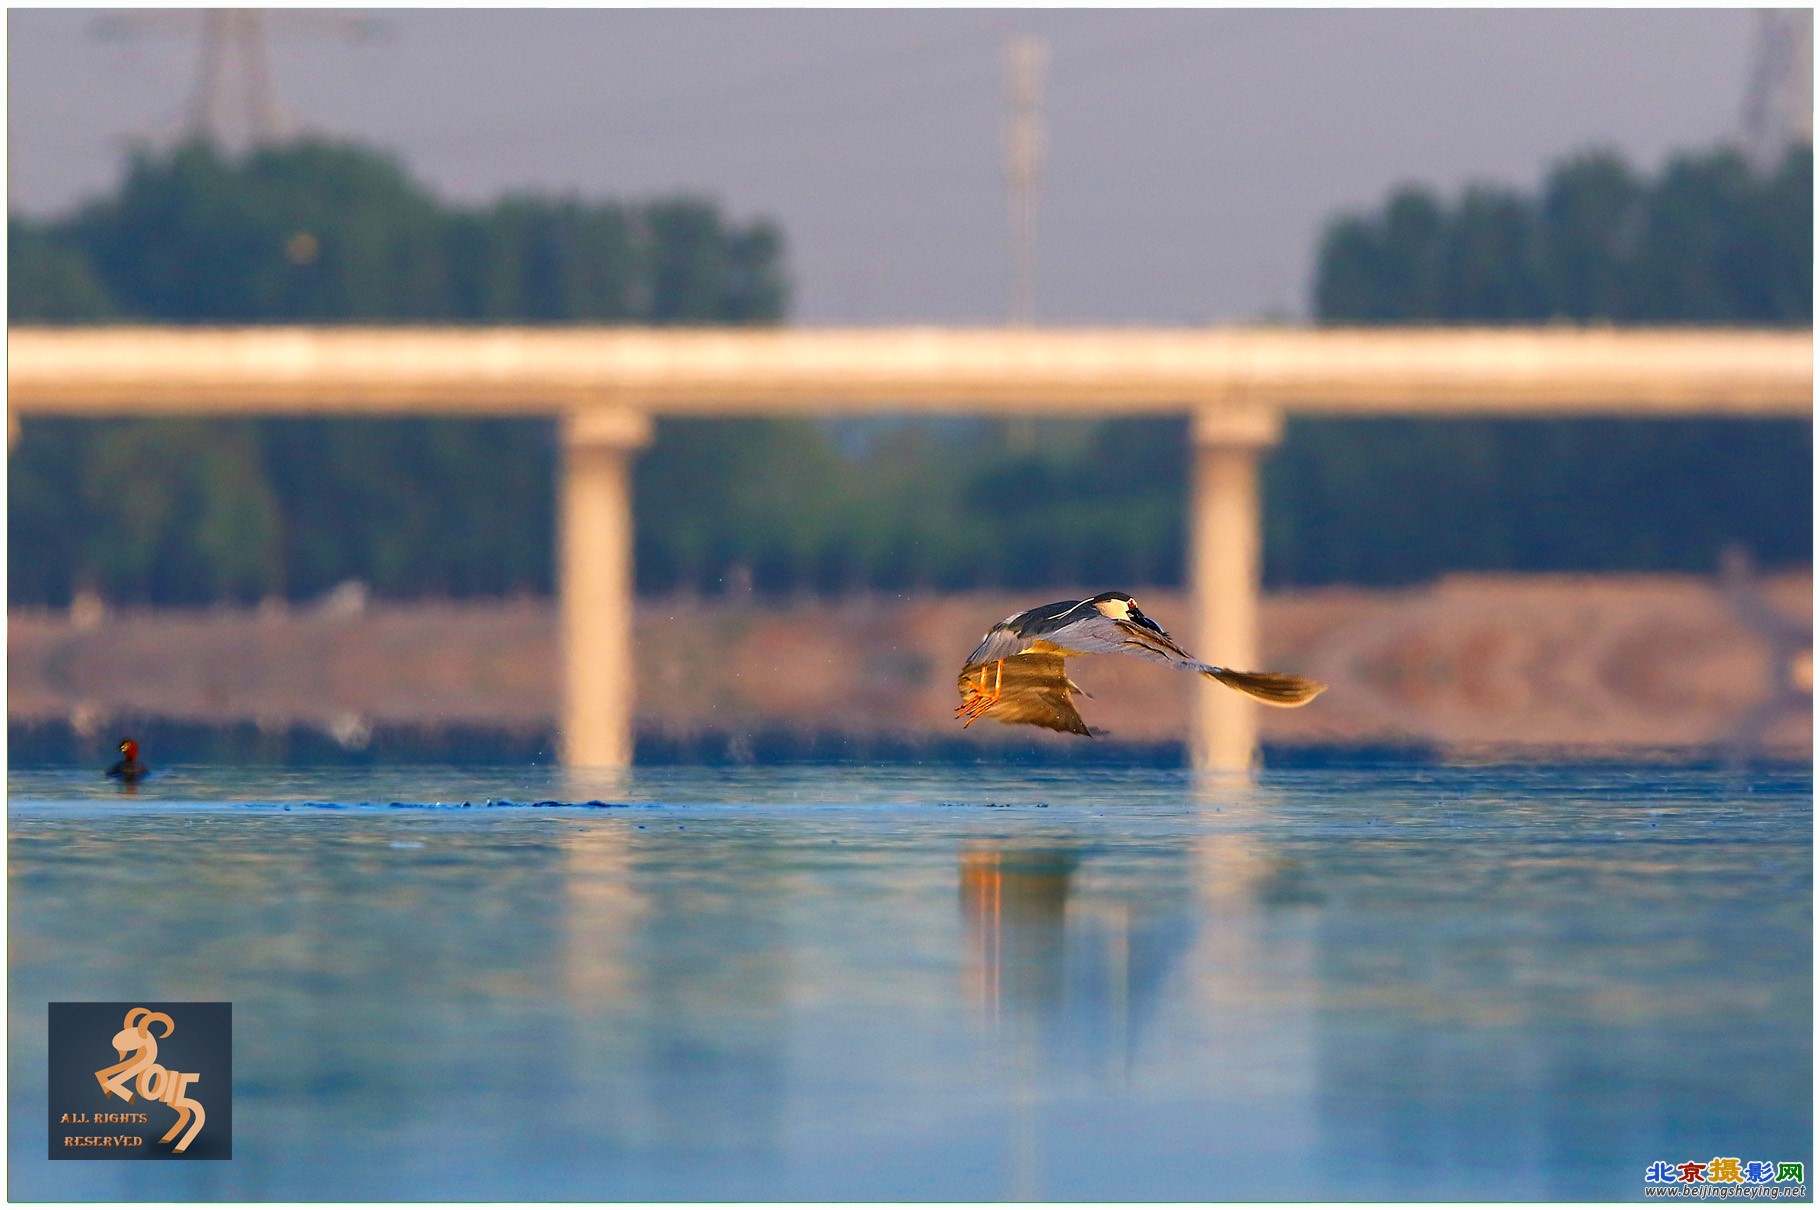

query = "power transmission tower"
91;9;386;153
192;10;283;149
1003;32;1047;327
1003;33;1048;453
1741;8;1813;172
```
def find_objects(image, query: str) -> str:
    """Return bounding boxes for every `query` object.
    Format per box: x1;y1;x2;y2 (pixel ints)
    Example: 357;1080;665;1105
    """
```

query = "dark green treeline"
1276;143;1810;586
10;140;794;605
8;140;1811;606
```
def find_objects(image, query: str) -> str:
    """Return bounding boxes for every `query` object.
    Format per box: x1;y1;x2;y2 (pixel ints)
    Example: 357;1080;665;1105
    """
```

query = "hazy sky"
8;8;1762;324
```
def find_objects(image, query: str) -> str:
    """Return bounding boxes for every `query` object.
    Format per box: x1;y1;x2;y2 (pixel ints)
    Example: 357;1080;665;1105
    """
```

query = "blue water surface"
8;759;1811;1200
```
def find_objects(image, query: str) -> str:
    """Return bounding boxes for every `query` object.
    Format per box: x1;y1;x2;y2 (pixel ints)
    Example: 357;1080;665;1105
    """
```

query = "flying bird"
955;592;1325;735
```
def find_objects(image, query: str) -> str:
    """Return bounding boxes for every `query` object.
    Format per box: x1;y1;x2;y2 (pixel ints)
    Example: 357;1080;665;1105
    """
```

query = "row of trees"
1291;143;1810;584
11;140;785;324
11;141;788;604
1315;145;1810;323
11;413;1192;603
8;140;1811;607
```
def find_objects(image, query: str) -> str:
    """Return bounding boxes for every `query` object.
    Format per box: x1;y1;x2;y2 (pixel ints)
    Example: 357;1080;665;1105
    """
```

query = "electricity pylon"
1741;8;1813;172
1003;33;1048;453
1004;32;1047;328
91;9;386;152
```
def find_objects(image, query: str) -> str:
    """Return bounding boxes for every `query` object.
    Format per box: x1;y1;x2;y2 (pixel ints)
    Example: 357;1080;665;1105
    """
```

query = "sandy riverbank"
10;572;1810;758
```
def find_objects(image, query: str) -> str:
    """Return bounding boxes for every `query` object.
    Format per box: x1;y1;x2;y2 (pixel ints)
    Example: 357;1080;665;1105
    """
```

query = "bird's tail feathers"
1203;667;1327;707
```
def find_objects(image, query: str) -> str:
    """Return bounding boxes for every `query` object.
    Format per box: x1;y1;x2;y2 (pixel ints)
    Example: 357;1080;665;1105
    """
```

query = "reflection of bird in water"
959;845;1079;1203
960;847;1078;1017
956;592;1325;734
106;737;148;784
959;842;1189;1056
959;840;1199;1199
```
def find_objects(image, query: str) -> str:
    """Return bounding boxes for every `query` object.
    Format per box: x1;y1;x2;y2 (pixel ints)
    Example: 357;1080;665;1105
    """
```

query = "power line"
396;23;990;161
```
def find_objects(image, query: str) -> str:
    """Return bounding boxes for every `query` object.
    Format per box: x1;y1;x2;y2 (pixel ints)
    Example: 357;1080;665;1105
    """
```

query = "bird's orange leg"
956;659;1005;727
955;664;992;718
955;665;985;718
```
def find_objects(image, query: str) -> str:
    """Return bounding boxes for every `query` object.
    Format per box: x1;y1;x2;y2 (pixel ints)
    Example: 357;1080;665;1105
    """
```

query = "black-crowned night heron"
955;591;1326;735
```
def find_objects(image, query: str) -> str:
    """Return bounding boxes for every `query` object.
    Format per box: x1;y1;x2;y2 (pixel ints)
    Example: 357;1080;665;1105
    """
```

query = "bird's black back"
1005;598;1097;637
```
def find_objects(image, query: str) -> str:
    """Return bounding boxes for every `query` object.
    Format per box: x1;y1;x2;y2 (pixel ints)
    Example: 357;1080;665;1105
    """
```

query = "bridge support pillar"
560;406;652;769
1188;405;1282;773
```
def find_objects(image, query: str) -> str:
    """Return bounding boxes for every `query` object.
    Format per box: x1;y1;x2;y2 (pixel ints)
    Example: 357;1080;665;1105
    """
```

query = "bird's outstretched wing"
963;624;1036;667
955;653;1095;736
962;598;1099;666
1051;613;1328;707
1043;611;1205;666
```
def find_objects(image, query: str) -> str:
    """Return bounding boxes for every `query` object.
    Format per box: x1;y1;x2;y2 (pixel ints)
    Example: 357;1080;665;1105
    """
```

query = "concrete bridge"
9;325;1811;770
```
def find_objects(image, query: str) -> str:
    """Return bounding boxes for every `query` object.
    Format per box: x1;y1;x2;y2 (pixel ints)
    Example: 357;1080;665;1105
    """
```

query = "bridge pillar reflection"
1188;405;1282;773
560;405;652;769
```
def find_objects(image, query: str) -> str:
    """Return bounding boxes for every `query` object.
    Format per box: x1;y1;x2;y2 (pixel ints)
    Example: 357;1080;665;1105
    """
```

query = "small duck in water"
106;737;149;784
